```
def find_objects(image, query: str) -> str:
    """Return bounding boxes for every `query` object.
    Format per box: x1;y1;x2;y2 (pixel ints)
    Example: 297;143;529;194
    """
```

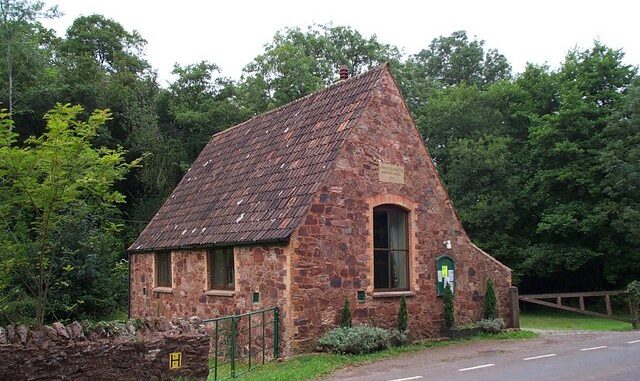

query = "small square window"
208;248;234;290
155;252;172;287
252;291;260;304
357;290;366;303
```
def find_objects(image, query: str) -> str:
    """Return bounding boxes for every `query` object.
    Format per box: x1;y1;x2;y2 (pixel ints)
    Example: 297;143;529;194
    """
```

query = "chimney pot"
339;65;349;80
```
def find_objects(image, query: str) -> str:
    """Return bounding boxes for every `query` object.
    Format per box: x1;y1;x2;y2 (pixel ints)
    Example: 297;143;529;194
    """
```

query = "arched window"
373;205;409;290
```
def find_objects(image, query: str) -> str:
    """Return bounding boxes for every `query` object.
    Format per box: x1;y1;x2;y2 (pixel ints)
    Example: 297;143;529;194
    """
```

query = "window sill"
372;291;415;298
205;289;235;297
152;287;173;294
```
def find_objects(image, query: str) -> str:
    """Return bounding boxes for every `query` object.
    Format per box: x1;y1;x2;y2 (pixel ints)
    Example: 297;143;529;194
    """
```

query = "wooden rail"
519;290;632;323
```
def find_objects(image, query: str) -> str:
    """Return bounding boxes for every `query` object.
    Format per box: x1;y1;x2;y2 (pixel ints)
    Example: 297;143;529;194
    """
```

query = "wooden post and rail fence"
508;287;638;329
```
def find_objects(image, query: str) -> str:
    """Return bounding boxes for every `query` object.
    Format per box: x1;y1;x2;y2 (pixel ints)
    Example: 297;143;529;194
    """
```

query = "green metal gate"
204;307;280;380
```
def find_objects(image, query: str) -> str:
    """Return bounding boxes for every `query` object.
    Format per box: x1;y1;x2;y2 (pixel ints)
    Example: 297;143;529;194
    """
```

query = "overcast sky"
42;0;639;85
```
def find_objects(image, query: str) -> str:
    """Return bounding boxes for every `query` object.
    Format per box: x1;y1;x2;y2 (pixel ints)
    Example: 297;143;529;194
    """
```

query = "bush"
475;318;505;333
483;278;497;320
389;328;412;347
317;326;389;354
443;283;455;328
626;281;640;329
340;298;352;328
397;294;408;332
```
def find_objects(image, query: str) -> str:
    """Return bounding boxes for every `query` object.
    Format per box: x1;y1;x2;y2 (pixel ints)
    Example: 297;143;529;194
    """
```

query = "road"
322;330;640;381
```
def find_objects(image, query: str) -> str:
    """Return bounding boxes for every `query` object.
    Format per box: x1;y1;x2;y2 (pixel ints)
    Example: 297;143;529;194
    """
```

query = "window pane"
388;210;407;250
156;252;171;287
225;249;234;288
391;250;408;289
373;211;388;249
374;250;389;289
214;250;225;287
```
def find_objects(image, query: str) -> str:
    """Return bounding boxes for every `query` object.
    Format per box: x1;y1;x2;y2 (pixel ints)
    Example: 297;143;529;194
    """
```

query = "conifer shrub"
482;278;497;320
340;298;352;328
443;283;455;328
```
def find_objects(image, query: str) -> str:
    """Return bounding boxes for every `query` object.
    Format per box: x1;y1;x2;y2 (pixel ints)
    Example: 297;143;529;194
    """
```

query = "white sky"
43;0;640;85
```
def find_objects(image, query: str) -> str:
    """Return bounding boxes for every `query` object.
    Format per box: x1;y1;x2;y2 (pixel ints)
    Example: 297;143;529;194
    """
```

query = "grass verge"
520;310;632;331
209;330;537;381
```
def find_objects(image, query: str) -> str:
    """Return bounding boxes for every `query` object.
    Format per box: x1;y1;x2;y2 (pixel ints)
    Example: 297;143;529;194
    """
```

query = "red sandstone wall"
129;245;289;324
288;69;512;351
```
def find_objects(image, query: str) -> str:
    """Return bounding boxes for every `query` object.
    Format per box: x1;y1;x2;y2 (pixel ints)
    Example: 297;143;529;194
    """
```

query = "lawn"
208;330;537;381
520;310;632;331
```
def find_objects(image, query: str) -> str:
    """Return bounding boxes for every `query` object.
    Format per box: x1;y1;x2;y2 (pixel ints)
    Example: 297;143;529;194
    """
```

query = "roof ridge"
208;63;388;141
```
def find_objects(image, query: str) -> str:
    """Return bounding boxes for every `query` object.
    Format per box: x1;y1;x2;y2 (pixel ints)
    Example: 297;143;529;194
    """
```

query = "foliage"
316;326;389;354
443;283;455;328
626;281;640;329
239;24;400;113
0;104;138;326
475;318;505;333
483;278;497;320
340;298;352;328
397;294;408;332
389;328;411;347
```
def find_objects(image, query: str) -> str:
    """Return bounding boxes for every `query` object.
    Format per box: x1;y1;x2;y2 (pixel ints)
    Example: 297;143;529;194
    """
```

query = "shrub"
340;298;352;328
443;283;455;328
482;278;497;320
389;328;412;347
317;326;389;354
397;295;408;332
475;318;505;333
626;281;640;329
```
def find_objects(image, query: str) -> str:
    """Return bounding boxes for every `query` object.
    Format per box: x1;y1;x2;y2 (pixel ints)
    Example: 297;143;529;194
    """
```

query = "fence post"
230;316;237;378
274;307;280;359
509;286;520;328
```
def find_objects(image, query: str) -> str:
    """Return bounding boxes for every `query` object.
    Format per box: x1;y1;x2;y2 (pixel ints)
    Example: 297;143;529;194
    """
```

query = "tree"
521;43;637;291
483;279;497;320
0;0;58;116
0;104;138;326
239;24;400;113
408;30;511;89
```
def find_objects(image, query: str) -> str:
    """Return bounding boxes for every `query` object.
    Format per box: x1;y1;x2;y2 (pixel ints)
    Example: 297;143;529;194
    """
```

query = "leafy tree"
407;30;511;89
482;279;497;320
0;0;58;117
240;24;400;113
0;104;138;326
340;298;352;328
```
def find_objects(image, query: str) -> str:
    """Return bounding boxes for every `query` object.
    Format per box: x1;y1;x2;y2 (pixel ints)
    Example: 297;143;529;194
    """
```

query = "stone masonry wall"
129;244;291;353
0;318;210;381
288;69;512;352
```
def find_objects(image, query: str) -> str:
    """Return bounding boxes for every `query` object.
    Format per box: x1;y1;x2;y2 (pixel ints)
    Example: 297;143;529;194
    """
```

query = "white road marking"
523;353;557;361
627;339;640;344
580;346;607;351
458;364;495;372
386;377;423;381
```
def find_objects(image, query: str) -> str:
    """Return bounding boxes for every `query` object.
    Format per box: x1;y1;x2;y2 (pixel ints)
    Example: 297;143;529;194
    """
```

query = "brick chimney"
339;65;349;80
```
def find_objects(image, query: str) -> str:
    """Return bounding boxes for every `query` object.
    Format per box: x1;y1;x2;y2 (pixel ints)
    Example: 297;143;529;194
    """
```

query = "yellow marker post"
169;352;182;370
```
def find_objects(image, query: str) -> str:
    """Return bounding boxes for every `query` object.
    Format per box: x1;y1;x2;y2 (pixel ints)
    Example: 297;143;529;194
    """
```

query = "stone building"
128;64;513;354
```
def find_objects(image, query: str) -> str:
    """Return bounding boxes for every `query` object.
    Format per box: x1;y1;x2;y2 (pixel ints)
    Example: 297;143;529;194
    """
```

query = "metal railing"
204;307;280;380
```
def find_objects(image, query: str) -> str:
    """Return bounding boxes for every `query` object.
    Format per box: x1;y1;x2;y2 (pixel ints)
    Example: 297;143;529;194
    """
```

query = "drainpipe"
127;252;131;319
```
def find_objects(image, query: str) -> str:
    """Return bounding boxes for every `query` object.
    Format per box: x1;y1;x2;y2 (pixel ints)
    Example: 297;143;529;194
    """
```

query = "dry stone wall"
0;318;210;381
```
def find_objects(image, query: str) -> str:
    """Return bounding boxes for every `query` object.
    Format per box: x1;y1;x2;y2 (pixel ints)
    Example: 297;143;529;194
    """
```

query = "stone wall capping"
204;289;235;297
372;291;417;298
152;286;173;294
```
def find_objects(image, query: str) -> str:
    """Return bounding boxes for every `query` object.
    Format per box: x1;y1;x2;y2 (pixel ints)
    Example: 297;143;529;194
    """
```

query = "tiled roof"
129;65;386;251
